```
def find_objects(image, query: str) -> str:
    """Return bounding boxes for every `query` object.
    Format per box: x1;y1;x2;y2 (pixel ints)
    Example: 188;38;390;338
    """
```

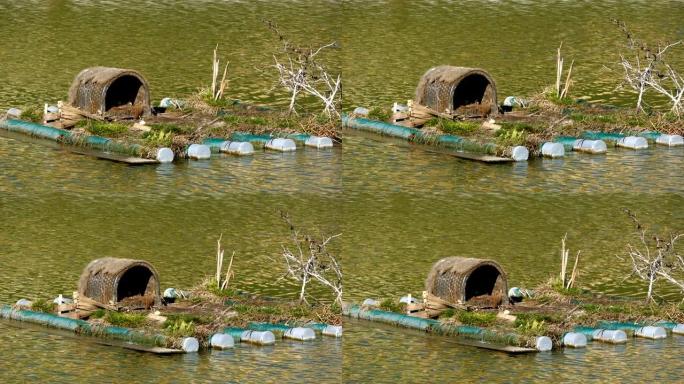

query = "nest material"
415;66;498;117
77;257;161;309
425;257;508;308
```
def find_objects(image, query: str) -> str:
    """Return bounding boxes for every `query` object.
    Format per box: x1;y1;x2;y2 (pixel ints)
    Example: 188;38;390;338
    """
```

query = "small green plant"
104;311;147;328
77;120;129;137
144;130;173;147
425;118;480;135
496;128;527;146
164;313;211;326
164;319;196;337
456;311;496;327
546;93;575;106
30;299;54;313
206;279;238;298
500;121;545;133
367;107;390;122
378;298;406;313
90;309;106;319
149;123;194;135
514;313;561;326
516;318;547;336
19;107;43;123
439;308;455;319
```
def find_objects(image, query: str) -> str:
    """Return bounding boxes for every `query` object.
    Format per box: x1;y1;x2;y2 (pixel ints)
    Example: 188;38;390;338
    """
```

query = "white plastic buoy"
562;332;588;348
181;337;200;353
399;294;417;304
592;329;628;344
541;142;565;158
353;107;370;117
156;147;174;163
322;325;343;338
656;134;684;147
635;326;667;339
187;144;211;160
362;298;379;307
6;108;22;118
209;333;235;349
573;139;607;154
304;136;334;149
240;330;276;345
284;327;316;341
510;146;529;161
535;336;553;351
219;141;254;155
672;324;684;335
265;138;296;152
617;136;649;149
15;299;32;308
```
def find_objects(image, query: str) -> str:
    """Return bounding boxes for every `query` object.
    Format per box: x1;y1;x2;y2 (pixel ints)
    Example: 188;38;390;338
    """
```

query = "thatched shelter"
425;257;508;307
78;258;161;309
67;67;151;119
415;66;497;117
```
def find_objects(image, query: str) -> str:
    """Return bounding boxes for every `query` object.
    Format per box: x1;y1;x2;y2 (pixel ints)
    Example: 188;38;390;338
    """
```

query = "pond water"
2;0;684;383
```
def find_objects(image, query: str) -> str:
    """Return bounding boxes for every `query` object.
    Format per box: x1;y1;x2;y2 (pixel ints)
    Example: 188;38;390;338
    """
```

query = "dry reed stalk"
216;234;224;286
221;251;235;291
561;59;574;99
556;43;563;98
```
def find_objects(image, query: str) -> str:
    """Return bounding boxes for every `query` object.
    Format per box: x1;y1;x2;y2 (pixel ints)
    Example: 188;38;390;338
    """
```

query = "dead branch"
266;20;341;117
612;19;683;115
619;209;684;302
278;211;342;305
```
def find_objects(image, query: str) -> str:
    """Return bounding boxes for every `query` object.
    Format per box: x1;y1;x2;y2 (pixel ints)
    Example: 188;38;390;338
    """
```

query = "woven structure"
425;257;508;307
415;66;497;116
78;258;160;309
67;67;151;119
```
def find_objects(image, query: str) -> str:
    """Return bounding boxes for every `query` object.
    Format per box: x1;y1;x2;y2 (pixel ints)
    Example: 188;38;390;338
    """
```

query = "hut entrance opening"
452;74;491;111
464;265;501;301
105;75;145;113
117;265;155;302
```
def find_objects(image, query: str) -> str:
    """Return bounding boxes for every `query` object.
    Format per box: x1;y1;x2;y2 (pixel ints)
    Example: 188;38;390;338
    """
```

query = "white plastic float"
265;138;297;152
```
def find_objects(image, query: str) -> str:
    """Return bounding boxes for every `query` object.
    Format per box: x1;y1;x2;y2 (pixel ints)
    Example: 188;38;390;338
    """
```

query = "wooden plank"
447;151;514;163
62;148;158;165
92;340;184;355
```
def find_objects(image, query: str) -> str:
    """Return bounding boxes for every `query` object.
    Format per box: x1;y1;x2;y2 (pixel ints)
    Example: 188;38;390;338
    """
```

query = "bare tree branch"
279;211;343;306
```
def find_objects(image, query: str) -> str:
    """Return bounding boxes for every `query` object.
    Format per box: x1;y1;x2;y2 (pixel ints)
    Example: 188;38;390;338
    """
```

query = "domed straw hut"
67;67;151;119
425;257;508;308
78;258;161;310
415;66;498;117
